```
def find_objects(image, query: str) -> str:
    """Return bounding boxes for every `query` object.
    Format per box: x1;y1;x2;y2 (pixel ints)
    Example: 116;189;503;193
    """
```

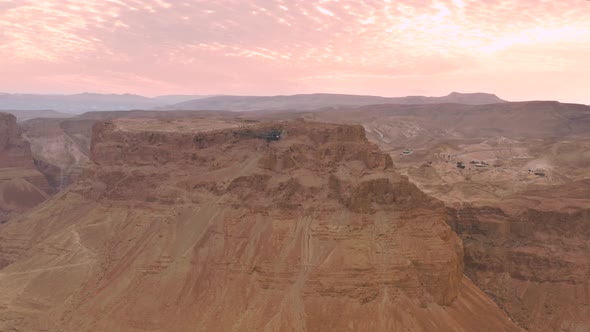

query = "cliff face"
20;118;93;192
0;113;50;223
448;204;590;331
0;118;519;331
0;112;32;168
301;102;590;331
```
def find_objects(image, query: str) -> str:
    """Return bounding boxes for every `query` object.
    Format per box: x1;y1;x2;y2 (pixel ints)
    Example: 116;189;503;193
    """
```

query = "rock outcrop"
303;102;590;331
0;112;51;223
448;203;590;331
0;112;33;168
0;118;520;331
20;117;93;191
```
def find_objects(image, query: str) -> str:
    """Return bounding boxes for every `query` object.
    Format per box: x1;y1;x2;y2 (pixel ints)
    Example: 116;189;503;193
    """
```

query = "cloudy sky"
0;0;589;103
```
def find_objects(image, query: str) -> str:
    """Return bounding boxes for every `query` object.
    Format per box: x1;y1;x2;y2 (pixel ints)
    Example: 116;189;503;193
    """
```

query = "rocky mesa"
0;118;520;331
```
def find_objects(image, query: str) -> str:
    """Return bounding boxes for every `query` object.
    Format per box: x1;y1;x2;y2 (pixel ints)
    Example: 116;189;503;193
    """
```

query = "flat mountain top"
0;118;519;331
109;117;246;134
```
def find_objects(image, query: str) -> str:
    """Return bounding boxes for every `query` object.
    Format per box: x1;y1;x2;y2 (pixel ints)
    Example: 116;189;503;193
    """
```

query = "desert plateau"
1;0;589;331
0;95;588;331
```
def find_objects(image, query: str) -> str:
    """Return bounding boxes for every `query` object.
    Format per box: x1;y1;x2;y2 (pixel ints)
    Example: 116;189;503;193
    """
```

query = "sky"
0;0;589;103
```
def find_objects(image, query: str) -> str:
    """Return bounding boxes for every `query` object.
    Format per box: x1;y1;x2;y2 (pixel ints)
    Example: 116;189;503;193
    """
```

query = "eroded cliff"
0;112;51;223
0;118;520;331
448;201;590;331
21;117;93;192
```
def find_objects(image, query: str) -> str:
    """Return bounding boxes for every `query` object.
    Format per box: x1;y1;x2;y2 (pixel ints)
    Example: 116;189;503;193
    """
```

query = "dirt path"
451;148;508;157
0;260;92;277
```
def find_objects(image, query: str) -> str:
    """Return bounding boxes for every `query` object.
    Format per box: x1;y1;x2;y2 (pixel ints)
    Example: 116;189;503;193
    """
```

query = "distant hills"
0;93;158;113
4;110;74;122
0;92;506;114
165;92;507;111
0;93;206;114
152;95;212;104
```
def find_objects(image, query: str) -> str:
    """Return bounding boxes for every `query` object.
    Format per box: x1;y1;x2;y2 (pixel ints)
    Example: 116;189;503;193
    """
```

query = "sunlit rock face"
448;203;590;332
0;112;50;223
0;118;520;331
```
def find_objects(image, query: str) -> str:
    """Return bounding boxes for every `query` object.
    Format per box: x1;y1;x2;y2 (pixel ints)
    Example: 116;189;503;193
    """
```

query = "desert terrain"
298;101;590;331
0;117;522;331
0;97;588;331
1;0;588;329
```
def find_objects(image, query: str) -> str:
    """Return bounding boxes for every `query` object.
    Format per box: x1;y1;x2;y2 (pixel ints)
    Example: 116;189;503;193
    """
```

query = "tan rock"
0;118;520;331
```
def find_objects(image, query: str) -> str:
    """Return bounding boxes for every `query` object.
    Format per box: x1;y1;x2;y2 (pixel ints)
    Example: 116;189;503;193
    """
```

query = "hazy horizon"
1;1;589;104
1;90;503;98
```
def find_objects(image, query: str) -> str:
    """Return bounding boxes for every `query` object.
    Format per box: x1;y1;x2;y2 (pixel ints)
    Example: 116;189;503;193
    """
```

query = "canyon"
0;98;589;331
0;118;520;331
0;112;51;225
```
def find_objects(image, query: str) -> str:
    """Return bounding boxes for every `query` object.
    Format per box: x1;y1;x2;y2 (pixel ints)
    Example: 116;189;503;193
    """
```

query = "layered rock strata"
0;118;520;331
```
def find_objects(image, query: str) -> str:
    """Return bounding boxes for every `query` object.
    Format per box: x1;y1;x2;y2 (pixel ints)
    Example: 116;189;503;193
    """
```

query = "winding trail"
451;148;509;158
0;228;96;277
0;260;92;277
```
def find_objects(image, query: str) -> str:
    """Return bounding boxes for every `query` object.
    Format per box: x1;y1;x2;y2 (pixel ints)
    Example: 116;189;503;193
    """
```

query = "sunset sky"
0;0;589;103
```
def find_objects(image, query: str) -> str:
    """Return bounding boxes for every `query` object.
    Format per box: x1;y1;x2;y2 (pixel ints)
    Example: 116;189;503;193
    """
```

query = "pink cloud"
0;0;589;103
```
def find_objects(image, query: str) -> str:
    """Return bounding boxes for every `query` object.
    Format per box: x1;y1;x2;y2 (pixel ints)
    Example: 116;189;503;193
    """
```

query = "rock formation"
20;117;93;191
0;112;51;223
0;112;32;167
447;195;590;331
0;118;520;331
296;102;590;331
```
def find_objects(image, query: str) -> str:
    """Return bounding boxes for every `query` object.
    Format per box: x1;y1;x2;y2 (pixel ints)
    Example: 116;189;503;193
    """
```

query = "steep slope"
167;92;506;111
289;103;590;331
446;180;590;331
20;118;93;191
0;113;51;223
0;118;519;331
249;103;590;331
447;197;590;331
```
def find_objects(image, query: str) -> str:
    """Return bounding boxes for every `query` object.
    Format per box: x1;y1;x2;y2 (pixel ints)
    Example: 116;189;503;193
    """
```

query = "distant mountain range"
0;92;506;114
164;92;507;111
152;95;213;104
4;110;74;122
0;93;208;114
